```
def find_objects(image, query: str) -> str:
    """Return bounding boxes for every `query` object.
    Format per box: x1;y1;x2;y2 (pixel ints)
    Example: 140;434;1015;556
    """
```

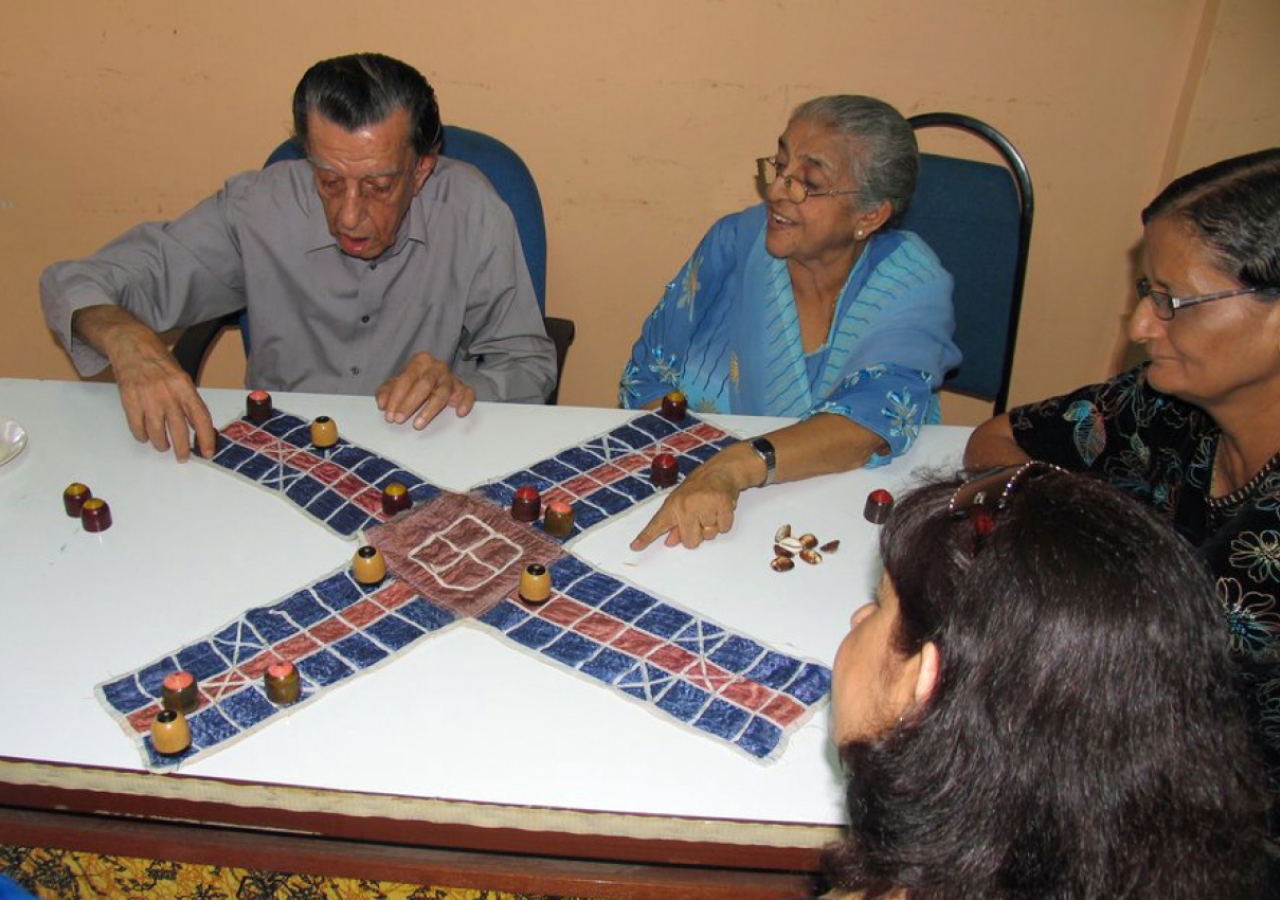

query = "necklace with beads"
1208;437;1280;510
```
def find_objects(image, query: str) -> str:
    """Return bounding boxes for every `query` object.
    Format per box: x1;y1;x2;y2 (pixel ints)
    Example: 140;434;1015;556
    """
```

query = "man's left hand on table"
376;350;476;429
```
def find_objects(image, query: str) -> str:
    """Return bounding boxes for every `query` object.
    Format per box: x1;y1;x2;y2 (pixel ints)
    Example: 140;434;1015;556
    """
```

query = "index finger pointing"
630;509;675;551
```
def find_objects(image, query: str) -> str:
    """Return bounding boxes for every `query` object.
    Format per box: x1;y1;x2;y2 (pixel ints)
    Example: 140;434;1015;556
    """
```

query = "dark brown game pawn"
310;416;339;449
80;497;113;533
381;482;412;516
352;545;387;585
511;485;541;523
264;661;301;705
650;453;679;488
543;501;575;538
161;671;199;715
518;563;552;605
864;489;895;524
246;390;273;425
151;709;192;756
63;482;92;517
660;391;688;422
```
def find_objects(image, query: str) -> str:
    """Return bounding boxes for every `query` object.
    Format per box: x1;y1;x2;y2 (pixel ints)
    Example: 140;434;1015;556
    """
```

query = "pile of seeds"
771;524;840;572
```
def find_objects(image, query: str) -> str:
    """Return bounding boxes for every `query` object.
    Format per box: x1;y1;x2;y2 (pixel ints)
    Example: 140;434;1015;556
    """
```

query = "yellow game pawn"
519;563;552;604
311;416;338;449
151;709;191;756
352;545;386;585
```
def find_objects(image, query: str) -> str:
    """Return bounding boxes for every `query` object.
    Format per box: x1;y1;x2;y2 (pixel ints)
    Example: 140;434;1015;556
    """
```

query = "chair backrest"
900;113;1033;414
265;125;548;313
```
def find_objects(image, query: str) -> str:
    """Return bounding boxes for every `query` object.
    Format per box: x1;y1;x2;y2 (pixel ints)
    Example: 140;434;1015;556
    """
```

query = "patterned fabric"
1009;364;1280;782
619;204;961;465
0;846;589;900
96;406;831;768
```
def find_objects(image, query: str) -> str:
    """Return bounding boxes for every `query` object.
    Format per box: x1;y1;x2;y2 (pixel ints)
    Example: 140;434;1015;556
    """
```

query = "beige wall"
3;0;1277;421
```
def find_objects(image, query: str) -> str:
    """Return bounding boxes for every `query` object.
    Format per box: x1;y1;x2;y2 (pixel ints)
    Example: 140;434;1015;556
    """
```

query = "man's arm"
71;305;216;461
376;177;554;426
40;187;252;460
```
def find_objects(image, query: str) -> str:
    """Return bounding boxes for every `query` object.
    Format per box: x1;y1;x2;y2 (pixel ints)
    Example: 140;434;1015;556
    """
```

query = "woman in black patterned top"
966;148;1280;808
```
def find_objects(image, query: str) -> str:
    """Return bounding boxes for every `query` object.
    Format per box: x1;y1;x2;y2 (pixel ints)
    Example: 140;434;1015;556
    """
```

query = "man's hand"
76;306;217;462
375;351;476;429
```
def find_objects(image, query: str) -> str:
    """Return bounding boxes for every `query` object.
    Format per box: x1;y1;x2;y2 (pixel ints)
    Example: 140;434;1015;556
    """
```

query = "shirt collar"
302;187;429;259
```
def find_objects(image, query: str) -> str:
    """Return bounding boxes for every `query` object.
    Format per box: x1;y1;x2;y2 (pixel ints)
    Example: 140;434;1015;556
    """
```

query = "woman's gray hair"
791;95;918;229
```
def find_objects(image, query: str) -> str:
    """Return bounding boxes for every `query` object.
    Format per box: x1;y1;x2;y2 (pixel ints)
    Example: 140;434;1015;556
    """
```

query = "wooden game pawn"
519;563;552;604
264;661;301;705
151;709;192;756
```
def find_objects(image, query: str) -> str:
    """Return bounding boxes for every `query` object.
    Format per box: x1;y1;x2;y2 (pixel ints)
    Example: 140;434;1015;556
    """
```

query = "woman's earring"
855;230;865;240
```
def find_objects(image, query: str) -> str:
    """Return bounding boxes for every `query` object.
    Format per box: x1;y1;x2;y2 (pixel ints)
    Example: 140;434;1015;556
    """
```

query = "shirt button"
369;263;378;271
350;367;360;376
360;315;370;324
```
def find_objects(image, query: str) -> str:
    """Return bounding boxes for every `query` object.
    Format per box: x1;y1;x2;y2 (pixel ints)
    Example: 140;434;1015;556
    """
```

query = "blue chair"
901;113;1033;414
0;876;38;900
174;126;574;404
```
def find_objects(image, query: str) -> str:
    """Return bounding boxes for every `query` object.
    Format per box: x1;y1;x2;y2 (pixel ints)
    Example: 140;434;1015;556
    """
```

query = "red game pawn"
311;416;339;449
80;497;112;532
864;489;895;524
264;661;301;705
150;709;191;756
381;482;412;516
511;485;541;523
660;391;688;422
161;671;199;715
543;501;575;538
246;390;273;425
650;453;679;488
63;482;92;517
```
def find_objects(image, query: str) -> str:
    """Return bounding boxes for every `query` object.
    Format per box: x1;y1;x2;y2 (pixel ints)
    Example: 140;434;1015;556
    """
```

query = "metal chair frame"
905;112;1033;414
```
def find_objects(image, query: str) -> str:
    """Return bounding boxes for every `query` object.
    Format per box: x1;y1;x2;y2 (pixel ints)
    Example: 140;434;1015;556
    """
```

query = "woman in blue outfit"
622;96;960;550
965;149;1280;864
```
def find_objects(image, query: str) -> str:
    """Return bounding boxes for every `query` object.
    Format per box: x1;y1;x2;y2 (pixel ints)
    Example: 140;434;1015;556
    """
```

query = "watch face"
751;438;777;486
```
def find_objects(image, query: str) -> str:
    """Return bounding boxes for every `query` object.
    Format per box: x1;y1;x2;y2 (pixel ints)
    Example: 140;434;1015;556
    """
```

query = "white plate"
0;417;28;468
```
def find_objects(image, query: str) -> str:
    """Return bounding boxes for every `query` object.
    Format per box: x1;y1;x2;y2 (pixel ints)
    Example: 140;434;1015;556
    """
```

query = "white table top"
0;378;970;832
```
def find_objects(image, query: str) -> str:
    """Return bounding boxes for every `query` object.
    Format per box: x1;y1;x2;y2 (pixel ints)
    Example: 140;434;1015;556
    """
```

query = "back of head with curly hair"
823;470;1267;900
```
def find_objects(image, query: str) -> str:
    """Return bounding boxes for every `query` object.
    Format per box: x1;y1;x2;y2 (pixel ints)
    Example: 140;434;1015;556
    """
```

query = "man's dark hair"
823;471;1267;899
1142;148;1280;290
292;53;442;156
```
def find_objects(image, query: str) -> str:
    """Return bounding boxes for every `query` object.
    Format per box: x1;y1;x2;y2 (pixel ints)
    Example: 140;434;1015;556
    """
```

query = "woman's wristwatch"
749;437;777;487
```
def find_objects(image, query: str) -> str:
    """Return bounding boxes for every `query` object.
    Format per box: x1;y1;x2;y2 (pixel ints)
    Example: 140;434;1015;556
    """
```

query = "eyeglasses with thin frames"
756;156;859;205
1135;277;1277;321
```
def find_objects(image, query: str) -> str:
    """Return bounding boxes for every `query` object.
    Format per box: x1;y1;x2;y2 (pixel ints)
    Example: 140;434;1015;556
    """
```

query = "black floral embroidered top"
1009;364;1280;782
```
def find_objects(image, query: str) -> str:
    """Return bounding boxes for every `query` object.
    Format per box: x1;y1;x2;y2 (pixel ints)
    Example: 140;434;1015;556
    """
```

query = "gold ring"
701;524;717;535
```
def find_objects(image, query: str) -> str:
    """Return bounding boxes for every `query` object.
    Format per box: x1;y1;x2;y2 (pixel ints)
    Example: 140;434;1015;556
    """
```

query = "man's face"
306;108;435;259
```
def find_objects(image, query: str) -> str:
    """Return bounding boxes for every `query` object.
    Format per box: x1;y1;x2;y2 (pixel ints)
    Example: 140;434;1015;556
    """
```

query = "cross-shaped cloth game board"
95;406;833;769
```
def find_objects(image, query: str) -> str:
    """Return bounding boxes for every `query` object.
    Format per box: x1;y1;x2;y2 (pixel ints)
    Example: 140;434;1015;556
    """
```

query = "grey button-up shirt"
40;157;555;402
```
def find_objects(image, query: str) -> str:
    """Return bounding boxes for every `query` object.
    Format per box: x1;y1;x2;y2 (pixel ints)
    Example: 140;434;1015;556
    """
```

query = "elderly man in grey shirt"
40;53;555;462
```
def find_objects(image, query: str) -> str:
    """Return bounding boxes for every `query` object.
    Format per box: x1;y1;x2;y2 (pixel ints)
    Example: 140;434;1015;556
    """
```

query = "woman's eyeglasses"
756;157;859;205
949;461;1068;539
1135;277;1277;321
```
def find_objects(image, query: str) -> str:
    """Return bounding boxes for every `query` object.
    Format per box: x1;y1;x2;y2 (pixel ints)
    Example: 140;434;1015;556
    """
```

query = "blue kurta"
620;205;960;464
